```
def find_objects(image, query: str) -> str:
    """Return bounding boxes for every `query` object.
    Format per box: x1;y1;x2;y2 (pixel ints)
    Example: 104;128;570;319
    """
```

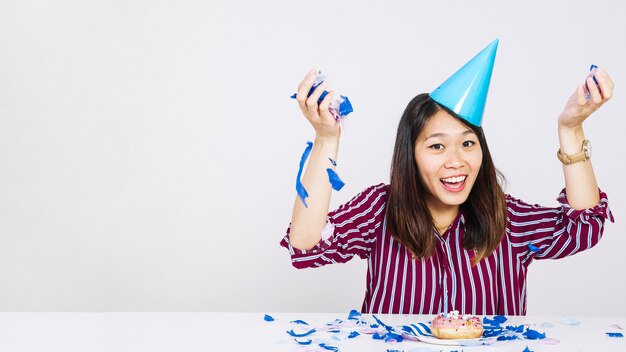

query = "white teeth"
441;176;466;183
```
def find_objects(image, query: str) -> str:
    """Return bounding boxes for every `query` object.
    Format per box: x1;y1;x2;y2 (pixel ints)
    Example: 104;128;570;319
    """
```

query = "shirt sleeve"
506;189;614;267
279;183;388;269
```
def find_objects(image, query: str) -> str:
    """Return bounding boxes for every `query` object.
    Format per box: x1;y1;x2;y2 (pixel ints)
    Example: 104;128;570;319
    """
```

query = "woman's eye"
463;140;476;148
429;144;445;150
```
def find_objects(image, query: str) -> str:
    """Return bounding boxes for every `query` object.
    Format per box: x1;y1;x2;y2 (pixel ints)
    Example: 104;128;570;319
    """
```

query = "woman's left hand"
558;67;614;129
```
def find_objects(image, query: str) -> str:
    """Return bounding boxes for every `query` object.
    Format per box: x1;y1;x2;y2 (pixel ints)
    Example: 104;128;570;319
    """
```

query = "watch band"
557;140;591;165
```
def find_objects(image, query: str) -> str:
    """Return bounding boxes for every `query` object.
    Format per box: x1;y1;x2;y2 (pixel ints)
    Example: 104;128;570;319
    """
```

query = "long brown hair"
386;93;507;263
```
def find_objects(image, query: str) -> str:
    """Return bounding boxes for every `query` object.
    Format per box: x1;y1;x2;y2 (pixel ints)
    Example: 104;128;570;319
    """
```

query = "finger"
586;76;602;104
594;69;613;100
319;90;336;122
306;80;329;112
597;67;615;92
296;69;318;109
576;84;586;106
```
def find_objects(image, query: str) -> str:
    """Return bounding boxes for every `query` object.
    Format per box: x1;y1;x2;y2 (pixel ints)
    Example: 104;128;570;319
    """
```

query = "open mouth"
440;175;467;192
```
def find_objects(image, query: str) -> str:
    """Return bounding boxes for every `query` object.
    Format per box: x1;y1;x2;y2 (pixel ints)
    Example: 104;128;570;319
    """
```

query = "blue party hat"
430;39;499;126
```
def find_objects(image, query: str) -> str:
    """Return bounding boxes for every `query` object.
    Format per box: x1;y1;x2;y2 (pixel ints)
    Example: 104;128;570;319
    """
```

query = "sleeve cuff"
556;188;615;224
280;220;336;256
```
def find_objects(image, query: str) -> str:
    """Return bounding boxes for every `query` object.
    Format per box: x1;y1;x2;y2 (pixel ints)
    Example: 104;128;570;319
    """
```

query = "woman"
281;50;614;315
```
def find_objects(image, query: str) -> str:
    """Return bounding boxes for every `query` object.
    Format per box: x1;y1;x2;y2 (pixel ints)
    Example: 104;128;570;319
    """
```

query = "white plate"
413;335;497;346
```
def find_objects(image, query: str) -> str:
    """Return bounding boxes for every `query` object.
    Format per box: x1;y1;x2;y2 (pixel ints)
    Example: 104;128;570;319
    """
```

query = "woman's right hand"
296;69;341;142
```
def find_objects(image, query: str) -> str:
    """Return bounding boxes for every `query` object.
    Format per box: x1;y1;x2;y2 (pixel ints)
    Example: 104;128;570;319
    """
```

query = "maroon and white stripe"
281;184;613;315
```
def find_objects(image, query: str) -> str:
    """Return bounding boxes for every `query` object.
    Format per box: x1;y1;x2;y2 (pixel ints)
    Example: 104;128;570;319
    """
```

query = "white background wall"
0;0;624;316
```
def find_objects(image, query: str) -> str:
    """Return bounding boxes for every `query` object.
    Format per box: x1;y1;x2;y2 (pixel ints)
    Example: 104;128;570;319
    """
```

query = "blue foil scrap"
295;141;313;207
294;338;312;345
290;70;353;119
294;143;345;208
528;243;541;252
287;328;317;337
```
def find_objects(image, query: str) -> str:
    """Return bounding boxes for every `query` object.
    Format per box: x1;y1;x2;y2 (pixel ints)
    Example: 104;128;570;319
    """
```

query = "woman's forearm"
289;137;340;250
558;125;599;209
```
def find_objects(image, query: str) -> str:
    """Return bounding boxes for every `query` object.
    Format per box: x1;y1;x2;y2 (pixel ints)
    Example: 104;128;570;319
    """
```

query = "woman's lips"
440;175;467;193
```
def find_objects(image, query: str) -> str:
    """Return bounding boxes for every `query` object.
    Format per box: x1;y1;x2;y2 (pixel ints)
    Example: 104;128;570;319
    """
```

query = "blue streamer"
327;168;345;191
264;314;275;322
286;328;317;337
606;332;624;338
528;243;541;252
294;338;312;345
295;141;313;207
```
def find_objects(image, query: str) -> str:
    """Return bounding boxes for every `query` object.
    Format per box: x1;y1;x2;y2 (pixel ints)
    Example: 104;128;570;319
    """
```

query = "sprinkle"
295;141;313;207
264;314;275;322
294;338;312;345
606;332;624;338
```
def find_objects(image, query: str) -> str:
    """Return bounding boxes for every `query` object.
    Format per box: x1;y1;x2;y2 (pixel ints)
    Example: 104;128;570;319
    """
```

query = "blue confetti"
348;309;361;320
528;243;541;252
291;319;309;325
327;168;345;191
294;338;312;345
385;332;404;343
318;343;339;351
373;332;386;340
328;157;337;166
370;324;379;328
497;335;518;341
286;328;317;337
506;325;524;332
264;314;275;322
348;331;360;338
483;315;507;326
372;315;393;331
522;346;533;352
328;329;341;333
387;350;403;352
295;141;313;207
606;332;624;338
523;328;546;340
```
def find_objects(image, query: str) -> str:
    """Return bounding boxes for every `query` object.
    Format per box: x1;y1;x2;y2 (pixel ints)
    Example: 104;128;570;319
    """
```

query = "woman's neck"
429;204;460;234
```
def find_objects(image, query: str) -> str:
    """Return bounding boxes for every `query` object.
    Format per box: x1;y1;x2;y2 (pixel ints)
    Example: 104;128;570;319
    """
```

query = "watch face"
583;140;592;158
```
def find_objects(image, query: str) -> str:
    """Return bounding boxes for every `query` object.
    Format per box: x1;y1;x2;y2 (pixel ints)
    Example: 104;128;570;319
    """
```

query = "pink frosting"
432;314;483;329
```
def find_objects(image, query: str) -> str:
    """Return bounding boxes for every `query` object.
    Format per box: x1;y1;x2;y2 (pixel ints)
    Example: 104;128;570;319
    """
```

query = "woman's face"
414;109;483;213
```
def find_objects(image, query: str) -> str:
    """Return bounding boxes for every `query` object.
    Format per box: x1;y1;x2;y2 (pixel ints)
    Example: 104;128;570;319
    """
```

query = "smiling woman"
280;40;614;316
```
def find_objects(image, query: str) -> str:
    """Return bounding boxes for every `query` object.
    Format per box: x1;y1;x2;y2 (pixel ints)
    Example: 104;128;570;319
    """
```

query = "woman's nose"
444;150;465;169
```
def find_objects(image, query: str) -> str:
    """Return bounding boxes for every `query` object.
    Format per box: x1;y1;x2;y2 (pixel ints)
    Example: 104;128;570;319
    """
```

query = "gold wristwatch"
557;139;592;165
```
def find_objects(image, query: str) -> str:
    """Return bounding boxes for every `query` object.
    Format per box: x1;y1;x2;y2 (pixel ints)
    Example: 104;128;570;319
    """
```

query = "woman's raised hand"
558;67;614;130
296;69;341;142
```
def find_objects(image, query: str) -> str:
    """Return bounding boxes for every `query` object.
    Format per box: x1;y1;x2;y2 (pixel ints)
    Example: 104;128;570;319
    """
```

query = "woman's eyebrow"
425;130;476;141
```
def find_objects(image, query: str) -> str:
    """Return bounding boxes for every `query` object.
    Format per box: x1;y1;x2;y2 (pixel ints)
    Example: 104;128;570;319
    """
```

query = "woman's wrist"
557;123;585;155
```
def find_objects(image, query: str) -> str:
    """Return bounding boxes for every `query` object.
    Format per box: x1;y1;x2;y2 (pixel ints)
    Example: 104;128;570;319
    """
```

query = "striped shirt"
280;183;613;315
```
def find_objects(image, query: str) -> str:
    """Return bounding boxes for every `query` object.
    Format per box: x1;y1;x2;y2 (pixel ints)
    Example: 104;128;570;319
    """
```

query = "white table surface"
0;312;624;351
